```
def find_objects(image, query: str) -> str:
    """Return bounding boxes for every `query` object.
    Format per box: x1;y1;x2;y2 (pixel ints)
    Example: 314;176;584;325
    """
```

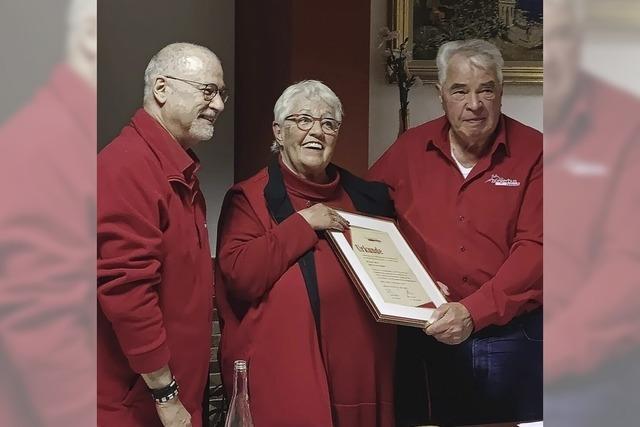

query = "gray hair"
547;0;585;24
143;42;219;103
271;80;344;153
67;0;96;29
66;0;96;51
436;39;504;85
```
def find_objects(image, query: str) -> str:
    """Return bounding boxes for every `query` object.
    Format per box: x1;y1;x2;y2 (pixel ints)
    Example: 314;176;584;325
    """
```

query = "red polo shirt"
544;74;640;381
368;114;542;330
98;109;213;426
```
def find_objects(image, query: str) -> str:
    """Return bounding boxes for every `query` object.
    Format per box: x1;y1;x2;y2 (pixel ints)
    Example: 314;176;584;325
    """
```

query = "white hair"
273;80;343;124
66;0;96;52
271;80;344;153
547;0;585;24
143;43;219;103
436;39;505;85
67;0;96;29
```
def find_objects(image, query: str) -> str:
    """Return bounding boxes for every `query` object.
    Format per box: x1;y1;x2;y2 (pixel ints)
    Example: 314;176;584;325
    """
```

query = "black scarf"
263;157;394;336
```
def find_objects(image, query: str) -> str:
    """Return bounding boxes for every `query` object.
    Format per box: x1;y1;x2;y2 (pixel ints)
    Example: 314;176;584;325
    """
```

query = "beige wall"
98;0;234;251
582;32;640;96
368;0;543;165
0;2;66;123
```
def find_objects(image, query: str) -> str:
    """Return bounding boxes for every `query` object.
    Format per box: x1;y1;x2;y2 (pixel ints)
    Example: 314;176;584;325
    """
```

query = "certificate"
326;210;447;328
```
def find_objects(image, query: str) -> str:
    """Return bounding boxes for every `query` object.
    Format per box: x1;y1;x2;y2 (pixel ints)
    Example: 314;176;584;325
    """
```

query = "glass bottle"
224;360;254;427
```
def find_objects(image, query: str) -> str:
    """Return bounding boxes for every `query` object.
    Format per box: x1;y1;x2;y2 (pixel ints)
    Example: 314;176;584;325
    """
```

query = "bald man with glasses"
98;42;227;427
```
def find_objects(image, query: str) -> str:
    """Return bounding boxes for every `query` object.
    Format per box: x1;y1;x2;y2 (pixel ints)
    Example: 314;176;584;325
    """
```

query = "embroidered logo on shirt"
485;174;521;187
563;158;608;177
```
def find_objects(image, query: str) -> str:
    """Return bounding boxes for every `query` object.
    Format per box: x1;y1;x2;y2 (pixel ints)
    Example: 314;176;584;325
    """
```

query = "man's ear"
78;13;97;61
153;76;168;105
435;84;443;107
272;121;284;143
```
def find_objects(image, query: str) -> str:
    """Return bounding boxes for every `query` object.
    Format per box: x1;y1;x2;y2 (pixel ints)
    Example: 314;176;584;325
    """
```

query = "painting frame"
391;0;543;84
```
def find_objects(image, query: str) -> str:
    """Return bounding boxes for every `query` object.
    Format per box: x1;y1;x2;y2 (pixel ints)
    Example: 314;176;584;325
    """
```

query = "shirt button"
462;276;468;283
306;200;312;207
460;246;466;252
458;215;465;222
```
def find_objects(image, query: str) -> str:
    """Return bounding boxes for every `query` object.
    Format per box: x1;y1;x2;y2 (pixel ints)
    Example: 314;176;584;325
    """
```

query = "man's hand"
298;203;350;231
156;397;192;427
141;366;191;426
424;302;474;345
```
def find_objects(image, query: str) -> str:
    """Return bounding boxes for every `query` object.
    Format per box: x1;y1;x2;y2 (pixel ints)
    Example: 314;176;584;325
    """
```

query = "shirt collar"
131;108;200;186
425;114;509;158
544;74;593;161
48;63;97;142
562;73;593;134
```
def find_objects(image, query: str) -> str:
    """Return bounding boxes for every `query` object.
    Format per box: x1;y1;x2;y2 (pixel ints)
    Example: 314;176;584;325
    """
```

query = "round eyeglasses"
164;75;229;103
284;114;341;135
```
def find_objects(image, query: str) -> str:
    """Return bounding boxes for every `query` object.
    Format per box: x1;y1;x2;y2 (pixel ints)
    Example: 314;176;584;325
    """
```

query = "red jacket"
97;109;213;426
215;160;396;426
368;114;542;330
0;64;96;426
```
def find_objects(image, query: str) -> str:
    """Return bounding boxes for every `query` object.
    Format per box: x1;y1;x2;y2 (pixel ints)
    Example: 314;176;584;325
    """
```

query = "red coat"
0;64;96;426
215;160;396;427
98;109;213;426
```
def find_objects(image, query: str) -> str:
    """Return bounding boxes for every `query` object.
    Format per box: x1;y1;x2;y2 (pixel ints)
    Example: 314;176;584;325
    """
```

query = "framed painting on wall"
391;0;543;83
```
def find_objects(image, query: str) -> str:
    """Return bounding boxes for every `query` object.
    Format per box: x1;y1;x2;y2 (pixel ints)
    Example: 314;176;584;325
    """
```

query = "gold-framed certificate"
326;210;447;328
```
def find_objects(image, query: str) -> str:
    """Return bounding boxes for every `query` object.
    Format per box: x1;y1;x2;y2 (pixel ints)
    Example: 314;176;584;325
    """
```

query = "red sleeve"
217;189;319;303
97;156;169;374
461;154;543;330
0;122;95;424
546;139;640;381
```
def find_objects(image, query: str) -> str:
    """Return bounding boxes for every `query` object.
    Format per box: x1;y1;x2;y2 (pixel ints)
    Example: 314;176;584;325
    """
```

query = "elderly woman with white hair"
215;80;396;426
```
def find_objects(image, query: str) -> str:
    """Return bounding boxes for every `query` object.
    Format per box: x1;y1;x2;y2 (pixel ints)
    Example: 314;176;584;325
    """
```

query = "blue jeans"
545;349;640;427
395;309;542;426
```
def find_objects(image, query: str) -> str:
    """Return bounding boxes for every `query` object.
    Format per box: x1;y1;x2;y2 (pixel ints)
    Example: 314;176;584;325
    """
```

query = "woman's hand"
298;203;350;231
156;397;192;427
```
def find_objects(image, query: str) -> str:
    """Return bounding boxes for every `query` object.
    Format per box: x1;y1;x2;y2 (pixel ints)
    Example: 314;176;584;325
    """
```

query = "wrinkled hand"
156;397;192;427
424;302;474;345
298;203;350;231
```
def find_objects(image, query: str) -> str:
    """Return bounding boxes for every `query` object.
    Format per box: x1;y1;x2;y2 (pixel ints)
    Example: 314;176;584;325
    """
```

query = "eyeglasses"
164;75;229;103
284;114;341;135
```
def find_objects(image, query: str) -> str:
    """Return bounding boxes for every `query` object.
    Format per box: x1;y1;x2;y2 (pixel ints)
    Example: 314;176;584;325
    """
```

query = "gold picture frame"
391;0;543;84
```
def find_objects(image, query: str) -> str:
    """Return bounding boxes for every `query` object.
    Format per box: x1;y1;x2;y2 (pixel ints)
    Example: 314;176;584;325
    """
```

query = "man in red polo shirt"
98;43;227;426
543;1;640;425
369;39;542;426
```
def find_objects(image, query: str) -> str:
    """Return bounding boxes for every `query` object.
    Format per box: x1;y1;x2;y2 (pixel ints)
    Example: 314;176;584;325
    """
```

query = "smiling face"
272;95;339;183
156;53;226;148
438;53;502;151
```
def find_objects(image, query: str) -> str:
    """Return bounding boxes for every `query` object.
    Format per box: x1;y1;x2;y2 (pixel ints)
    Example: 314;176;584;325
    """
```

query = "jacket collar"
131;108;200;187
49;63;97;142
425;114;510;160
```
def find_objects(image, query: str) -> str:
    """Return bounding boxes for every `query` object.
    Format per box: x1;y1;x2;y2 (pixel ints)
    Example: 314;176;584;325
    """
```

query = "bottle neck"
233;368;248;400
